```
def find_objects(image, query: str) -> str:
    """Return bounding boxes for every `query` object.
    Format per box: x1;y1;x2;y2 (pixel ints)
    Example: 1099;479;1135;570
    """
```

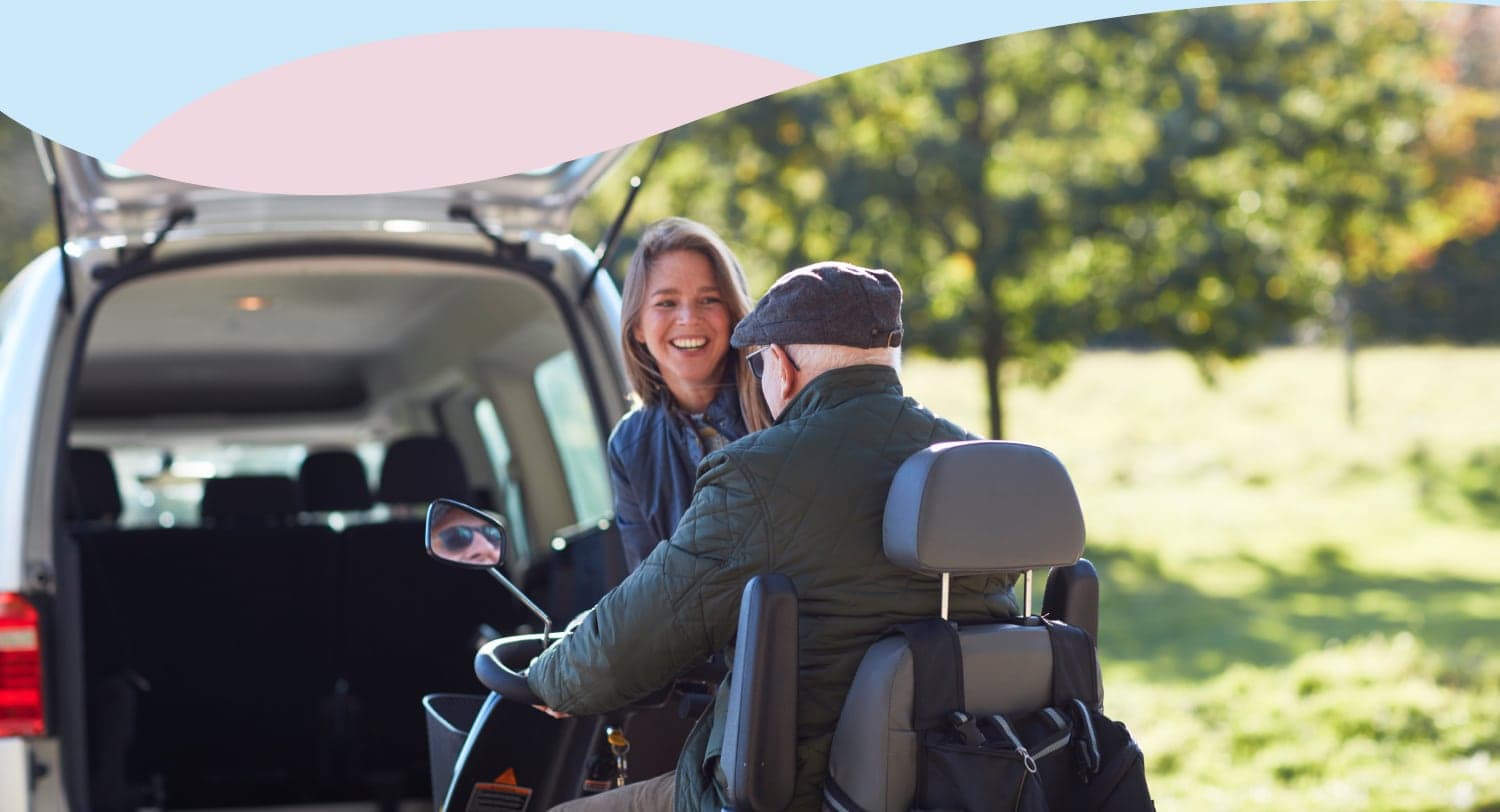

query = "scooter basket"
424;693;487;810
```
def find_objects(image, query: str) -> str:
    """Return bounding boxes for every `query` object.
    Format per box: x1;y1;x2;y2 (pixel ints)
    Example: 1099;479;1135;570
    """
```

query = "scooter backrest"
883;440;1085;575
826;442;1091;812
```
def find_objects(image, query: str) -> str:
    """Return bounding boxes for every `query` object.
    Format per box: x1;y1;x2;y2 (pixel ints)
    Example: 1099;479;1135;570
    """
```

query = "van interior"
57;254;626;810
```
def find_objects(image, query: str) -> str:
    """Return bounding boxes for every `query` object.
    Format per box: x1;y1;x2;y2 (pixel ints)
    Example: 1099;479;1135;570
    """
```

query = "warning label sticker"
465;770;532;812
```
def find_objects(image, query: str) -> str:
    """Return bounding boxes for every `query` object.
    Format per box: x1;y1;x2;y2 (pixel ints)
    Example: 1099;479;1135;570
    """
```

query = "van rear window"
107;444;384;529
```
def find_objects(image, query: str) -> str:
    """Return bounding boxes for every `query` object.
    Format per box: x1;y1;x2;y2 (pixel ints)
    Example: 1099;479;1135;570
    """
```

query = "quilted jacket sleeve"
526;451;767;715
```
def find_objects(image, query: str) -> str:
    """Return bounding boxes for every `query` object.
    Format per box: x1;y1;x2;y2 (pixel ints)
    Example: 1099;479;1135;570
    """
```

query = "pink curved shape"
117;30;818;194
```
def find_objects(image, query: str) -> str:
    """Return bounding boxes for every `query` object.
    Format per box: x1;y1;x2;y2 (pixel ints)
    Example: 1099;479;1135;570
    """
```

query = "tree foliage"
0;113;53;285
579;1;1500;438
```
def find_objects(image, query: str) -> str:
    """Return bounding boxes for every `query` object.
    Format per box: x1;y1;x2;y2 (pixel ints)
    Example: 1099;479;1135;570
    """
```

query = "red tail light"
0;593;45;736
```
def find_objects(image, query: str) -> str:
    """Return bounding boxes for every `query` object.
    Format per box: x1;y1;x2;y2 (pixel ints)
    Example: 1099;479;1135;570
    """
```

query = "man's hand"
531;704;571;719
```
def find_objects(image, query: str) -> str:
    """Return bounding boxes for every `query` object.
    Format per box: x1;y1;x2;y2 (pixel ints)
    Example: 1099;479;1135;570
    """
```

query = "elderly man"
528;263;1019;811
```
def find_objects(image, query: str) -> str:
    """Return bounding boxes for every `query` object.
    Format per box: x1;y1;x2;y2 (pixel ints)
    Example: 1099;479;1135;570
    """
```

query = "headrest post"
1023;570;1034;616
940;573;951;621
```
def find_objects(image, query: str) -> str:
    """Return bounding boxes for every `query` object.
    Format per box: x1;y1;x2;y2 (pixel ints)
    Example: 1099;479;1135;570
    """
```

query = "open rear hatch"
37;137;627;287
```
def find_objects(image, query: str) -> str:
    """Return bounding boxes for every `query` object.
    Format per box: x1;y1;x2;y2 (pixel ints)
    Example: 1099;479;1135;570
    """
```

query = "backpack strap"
1044;619;1108;777
1043;619;1101;708
893;620;972;806
893;620;966;731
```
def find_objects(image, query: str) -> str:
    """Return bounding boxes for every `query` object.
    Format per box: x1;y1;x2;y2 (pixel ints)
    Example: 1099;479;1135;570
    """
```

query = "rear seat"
74;460;342;806
67;449;148;809
73;442;524;804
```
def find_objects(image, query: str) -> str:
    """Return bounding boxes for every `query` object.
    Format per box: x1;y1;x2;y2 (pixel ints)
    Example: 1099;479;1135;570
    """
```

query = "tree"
0;113;53;286
1351;7;1500;348
579;1;1499;438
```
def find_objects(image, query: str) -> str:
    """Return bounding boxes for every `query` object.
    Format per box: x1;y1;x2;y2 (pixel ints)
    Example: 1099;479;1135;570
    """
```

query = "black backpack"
898;617;1154;812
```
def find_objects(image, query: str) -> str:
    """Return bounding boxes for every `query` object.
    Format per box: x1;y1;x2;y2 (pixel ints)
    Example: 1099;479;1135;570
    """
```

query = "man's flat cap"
731;262;904;349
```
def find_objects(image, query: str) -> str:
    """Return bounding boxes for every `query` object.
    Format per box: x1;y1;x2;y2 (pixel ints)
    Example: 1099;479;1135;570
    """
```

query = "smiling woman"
633;248;733;413
611;217;770;570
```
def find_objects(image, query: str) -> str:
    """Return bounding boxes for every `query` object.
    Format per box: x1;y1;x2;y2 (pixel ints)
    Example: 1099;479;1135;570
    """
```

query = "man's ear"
776;345;798;404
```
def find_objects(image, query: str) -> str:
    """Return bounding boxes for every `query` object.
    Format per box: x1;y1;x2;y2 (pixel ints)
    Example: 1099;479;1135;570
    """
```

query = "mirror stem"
487;568;553;643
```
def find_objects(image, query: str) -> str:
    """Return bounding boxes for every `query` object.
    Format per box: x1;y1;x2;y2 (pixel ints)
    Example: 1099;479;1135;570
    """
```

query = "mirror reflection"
426;499;507;569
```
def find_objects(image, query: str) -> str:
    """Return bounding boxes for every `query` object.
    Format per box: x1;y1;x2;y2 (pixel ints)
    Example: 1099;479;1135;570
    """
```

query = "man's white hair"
785;344;901;377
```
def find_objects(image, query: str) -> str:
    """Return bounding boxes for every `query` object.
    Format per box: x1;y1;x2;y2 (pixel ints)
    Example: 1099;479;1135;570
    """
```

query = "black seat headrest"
66;448;123;523
299;450;373;512
200;476;302;527
377;436;470;506
884;441;1085;574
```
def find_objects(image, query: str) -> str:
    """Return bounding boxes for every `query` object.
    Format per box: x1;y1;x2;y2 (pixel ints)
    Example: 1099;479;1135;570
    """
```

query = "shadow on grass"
1407;443;1500;527
1083;541;1499;680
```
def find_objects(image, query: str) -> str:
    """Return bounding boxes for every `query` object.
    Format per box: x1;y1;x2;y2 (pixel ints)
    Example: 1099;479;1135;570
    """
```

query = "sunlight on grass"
904;346;1500;810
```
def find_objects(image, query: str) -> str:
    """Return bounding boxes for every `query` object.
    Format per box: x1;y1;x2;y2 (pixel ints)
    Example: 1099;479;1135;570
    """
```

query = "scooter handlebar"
474;633;550;705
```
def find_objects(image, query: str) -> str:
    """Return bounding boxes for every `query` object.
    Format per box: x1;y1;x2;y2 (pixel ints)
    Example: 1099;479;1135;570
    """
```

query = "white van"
0;141;635;810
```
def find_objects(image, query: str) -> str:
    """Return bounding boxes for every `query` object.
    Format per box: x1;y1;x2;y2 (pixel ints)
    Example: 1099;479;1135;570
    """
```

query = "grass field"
901;346;1500;811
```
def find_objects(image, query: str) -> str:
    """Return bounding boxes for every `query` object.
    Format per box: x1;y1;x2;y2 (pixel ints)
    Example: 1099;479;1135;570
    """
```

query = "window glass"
534;350;611;524
107;442;383;529
110;444;302;528
474;398;531;564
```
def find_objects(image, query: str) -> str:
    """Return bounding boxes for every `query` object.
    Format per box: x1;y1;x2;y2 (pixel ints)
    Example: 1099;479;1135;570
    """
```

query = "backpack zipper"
989;714;1038;774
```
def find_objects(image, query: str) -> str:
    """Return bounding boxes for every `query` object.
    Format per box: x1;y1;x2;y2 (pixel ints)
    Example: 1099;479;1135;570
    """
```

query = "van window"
534;350;611;524
109;442;384;529
474;397;532;565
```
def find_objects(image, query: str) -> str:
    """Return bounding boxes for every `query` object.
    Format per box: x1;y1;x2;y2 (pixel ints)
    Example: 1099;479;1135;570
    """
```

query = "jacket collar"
702;373;742;429
776;364;903;425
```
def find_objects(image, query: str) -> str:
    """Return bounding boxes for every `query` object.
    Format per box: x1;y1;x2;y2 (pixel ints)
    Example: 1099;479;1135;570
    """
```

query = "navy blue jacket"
607;381;748;570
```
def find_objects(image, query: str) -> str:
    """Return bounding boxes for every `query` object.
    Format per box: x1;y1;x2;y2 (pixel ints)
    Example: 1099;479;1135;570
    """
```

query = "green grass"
902;346;1500;811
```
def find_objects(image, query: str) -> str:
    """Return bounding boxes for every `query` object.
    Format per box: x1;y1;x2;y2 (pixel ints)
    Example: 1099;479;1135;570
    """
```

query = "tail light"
0;593;44;736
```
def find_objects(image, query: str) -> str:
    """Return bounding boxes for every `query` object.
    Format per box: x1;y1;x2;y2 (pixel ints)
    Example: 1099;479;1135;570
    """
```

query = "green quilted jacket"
527;364;1020;811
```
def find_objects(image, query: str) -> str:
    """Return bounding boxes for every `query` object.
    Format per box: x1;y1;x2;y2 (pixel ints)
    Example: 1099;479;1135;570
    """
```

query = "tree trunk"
981;325;1006;439
1343;323;1359;428
964;39;1006;440
1335;278;1359;426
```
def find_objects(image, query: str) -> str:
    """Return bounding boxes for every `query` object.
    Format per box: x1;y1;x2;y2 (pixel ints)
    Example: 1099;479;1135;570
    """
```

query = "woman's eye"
653;299;676;308
701;297;723;306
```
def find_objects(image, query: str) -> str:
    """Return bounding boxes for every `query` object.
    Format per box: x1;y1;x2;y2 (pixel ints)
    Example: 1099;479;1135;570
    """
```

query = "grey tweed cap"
730;262;904;349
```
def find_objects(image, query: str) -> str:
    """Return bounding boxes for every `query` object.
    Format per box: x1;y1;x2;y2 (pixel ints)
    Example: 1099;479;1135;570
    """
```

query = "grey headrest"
884;441;1084;574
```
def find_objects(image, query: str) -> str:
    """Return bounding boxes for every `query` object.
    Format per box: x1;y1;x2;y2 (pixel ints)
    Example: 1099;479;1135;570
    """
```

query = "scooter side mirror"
426;499;508;570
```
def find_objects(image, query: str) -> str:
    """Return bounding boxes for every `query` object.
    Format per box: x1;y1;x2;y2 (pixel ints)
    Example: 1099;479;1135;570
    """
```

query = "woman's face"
632;249;733;407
